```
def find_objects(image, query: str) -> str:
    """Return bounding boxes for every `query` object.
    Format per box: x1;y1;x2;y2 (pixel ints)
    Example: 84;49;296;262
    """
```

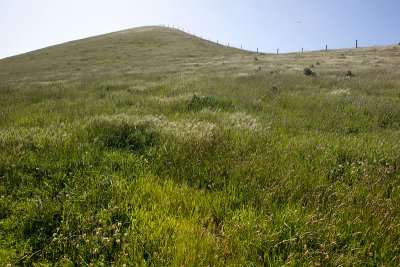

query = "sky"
0;0;399;59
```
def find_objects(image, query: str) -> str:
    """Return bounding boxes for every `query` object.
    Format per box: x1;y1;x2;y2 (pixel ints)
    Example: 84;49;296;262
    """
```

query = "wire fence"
160;24;367;54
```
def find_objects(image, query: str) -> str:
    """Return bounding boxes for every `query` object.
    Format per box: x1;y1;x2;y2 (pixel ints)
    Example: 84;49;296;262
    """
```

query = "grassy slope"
1;26;400;266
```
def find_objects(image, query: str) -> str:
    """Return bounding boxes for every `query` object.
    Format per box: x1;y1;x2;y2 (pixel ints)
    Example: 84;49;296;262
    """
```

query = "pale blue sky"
0;0;399;59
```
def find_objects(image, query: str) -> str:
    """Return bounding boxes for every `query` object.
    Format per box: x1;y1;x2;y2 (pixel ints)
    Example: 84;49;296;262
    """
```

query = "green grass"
1;26;400;266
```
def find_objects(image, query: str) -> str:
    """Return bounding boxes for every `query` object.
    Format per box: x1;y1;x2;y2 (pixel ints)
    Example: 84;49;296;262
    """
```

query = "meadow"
0;26;400;266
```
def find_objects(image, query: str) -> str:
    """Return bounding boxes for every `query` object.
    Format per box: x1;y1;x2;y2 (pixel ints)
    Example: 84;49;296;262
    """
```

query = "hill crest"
0;26;243;81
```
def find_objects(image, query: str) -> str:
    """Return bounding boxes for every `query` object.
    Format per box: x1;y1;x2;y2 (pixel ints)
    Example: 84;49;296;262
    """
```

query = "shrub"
346;70;354;77
270;86;279;94
303;68;316;76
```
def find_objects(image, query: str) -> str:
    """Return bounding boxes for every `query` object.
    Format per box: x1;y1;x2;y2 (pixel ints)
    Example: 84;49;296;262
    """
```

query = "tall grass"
1;27;400;265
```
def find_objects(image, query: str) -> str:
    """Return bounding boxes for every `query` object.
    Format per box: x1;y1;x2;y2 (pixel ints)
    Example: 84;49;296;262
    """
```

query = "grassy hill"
0;26;241;81
1;26;400;266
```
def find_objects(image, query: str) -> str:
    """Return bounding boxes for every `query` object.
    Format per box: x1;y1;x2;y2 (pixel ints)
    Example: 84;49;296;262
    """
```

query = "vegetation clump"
346;70;354;77
303;68;316;76
87;117;160;151
270;85;280;94
187;94;233;111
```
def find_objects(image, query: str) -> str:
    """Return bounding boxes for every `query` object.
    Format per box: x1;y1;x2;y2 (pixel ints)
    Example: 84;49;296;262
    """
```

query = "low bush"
303;68;316;76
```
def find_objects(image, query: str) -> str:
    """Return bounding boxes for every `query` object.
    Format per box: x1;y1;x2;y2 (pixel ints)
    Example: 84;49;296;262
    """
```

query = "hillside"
1;26;400;266
0;26;243;81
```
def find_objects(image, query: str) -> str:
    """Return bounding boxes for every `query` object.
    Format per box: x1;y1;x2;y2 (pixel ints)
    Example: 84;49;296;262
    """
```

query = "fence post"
277;48;279;54
356;40;358;48
326;45;328;50
302;48;303;52
257;48;258;53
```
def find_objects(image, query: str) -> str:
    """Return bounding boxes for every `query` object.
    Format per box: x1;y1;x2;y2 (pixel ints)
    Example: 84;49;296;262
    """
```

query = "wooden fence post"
356;40;358;48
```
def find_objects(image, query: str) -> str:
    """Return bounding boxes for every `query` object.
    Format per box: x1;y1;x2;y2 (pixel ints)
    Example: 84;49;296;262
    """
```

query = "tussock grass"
1;26;400;265
86;116;160;152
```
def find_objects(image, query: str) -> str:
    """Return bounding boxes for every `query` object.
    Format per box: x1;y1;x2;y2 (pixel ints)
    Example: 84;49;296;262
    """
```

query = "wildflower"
116;239;121;245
